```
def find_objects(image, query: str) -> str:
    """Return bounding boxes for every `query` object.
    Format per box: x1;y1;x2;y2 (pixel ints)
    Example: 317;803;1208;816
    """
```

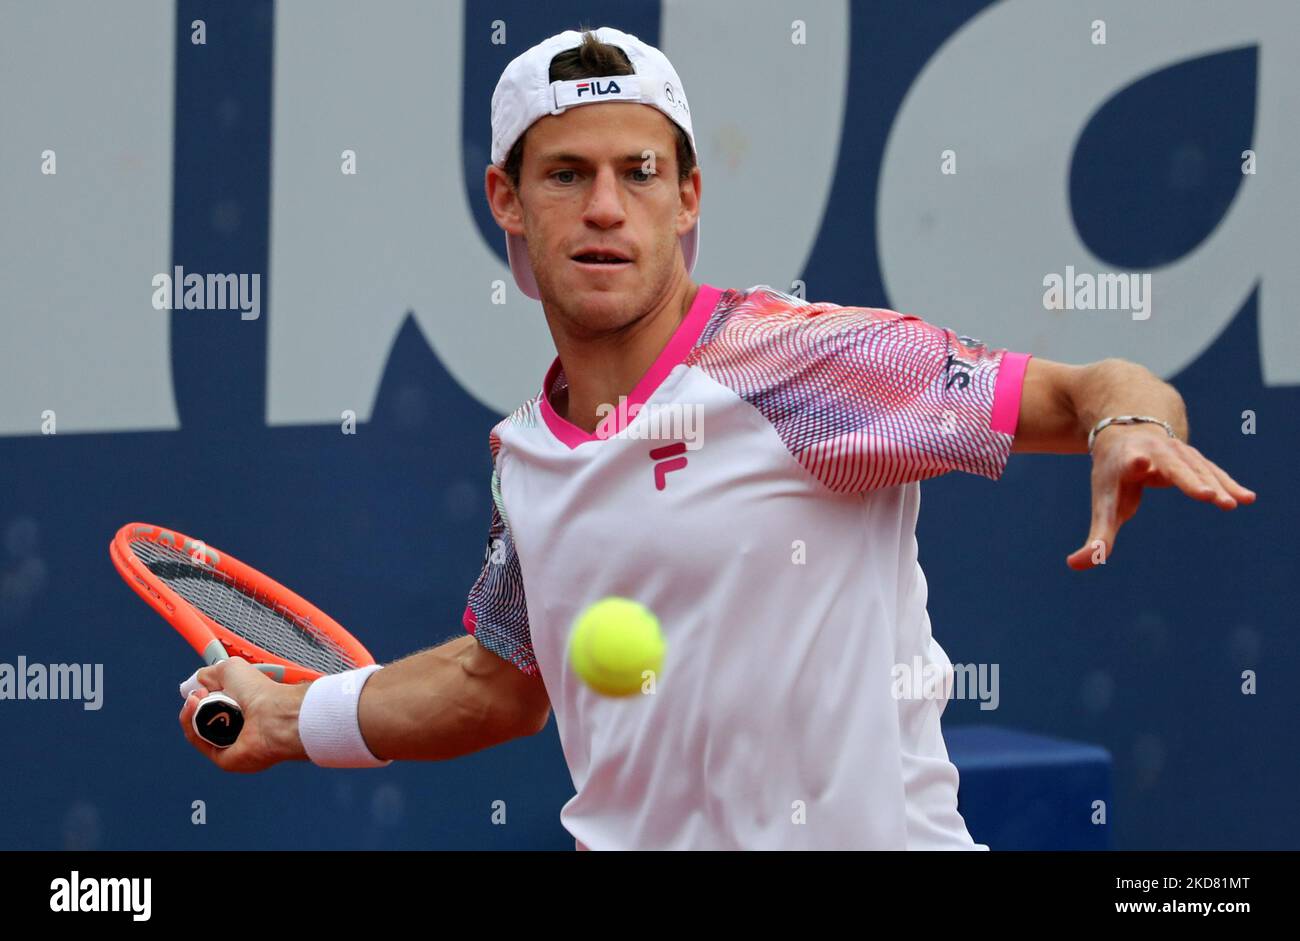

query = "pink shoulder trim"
990;351;1032;435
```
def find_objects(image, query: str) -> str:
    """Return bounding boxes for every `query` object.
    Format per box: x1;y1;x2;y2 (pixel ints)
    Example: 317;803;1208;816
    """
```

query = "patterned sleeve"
462;431;537;675
691;289;1032;493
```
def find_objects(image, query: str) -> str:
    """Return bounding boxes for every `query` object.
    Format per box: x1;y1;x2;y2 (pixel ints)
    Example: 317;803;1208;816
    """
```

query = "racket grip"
192;691;244;748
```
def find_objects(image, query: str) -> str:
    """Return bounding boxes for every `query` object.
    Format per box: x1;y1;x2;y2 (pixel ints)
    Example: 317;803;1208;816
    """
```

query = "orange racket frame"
109;521;374;684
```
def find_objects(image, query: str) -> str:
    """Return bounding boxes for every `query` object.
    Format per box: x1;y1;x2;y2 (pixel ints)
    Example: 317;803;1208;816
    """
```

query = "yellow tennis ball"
568;597;666;697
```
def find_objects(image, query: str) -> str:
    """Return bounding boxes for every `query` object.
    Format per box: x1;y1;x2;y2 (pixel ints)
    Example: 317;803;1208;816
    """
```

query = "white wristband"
298;665;391;768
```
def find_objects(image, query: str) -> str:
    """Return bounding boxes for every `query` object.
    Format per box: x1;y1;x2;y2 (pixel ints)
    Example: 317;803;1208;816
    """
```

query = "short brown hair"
503;29;697;189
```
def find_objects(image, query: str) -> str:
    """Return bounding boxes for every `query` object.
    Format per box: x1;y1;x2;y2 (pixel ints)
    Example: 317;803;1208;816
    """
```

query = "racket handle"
193;691;244;748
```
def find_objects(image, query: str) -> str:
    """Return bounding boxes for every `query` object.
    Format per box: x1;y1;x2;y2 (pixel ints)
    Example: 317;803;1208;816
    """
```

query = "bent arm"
184;635;551;771
355;635;551;761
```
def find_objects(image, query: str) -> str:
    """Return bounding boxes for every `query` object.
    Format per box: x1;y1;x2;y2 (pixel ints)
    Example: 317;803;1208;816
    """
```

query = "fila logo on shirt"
575;79;622;98
649;442;688;491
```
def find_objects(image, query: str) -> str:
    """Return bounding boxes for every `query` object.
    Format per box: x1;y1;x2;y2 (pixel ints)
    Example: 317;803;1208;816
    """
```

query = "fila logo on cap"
575;79;622;98
552;75;643;110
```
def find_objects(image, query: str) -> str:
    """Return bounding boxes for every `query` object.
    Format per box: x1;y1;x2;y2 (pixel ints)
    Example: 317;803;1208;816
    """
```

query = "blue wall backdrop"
0;0;1295;849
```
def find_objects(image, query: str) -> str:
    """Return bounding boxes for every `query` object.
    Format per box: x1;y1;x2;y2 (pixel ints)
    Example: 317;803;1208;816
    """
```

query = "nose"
582;165;626;229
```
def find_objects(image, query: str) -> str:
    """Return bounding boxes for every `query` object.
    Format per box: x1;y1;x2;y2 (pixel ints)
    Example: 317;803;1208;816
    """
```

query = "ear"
676;164;701;238
484;164;525;236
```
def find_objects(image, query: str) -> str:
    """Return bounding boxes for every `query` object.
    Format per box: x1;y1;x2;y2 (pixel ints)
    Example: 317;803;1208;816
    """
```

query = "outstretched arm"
1010;356;1256;569
179;635;551;772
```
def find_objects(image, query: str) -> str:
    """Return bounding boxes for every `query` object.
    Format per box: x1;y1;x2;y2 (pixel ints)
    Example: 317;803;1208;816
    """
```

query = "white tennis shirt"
463;284;1030;850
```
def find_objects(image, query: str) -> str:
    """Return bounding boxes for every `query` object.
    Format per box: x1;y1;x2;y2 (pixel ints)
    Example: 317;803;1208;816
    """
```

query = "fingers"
1068;534;1112;570
1112;436;1251;507
1126;445;1199;492
1127;444;1233;509
210;658;274;704
178;669;208;699
1170;450;1230;504
1070;437;1257;571
1072;444;1172;569
179;658;257;770
1069;478;1120;570
1124;453;1151;480
1196;451;1257;506
192;655;255;694
1157;439;1258;510
194;661;227;693
1066;543;1105;571
1182;451;1256;509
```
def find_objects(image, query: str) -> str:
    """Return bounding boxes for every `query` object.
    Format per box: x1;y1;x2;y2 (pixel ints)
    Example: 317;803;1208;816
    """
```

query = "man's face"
499;102;699;334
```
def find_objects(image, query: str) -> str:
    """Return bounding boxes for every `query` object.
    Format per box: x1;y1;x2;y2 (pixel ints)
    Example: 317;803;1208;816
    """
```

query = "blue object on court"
948;725;1113;850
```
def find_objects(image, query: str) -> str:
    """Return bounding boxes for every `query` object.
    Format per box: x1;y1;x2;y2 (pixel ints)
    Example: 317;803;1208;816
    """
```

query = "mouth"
571;249;633;269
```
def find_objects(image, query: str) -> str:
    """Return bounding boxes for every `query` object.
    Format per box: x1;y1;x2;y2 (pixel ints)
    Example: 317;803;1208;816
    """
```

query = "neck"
548;275;700;435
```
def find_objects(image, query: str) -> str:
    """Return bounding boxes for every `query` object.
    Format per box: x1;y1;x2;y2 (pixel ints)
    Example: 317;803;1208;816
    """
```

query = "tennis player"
180;27;1255;850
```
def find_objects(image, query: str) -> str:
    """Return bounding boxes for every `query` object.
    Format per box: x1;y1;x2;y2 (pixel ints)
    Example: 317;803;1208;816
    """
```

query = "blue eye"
552;170;577;183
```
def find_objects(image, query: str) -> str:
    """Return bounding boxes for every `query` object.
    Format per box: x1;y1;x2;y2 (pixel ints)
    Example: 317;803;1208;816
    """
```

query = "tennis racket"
109;522;374;748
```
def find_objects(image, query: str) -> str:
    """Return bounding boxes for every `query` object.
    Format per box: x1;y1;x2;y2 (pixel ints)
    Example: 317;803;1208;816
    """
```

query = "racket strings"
128;540;358;675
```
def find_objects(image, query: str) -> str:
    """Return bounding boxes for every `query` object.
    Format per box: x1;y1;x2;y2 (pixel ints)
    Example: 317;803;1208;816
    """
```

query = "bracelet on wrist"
1087;415;1178;454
